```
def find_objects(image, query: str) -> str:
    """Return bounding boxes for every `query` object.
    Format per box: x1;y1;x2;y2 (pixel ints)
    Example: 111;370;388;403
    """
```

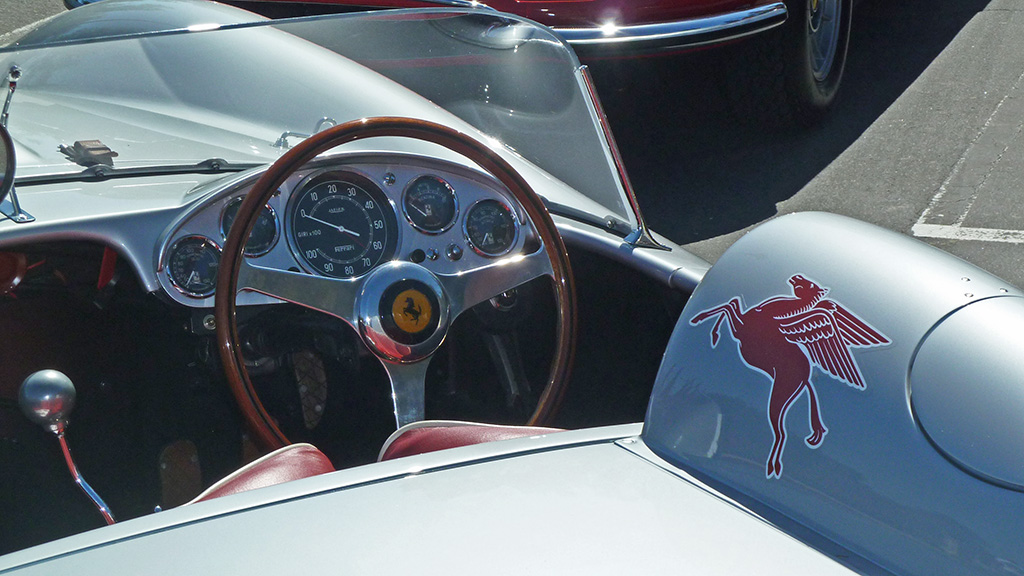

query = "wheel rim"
807;0;841;82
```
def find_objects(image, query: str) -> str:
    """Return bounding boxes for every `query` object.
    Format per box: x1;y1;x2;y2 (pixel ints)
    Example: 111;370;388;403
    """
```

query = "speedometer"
288;171;397;278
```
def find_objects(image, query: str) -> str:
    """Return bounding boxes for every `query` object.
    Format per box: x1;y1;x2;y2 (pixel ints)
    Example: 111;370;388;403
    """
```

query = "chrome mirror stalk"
0;65;34;224
1;66;20;130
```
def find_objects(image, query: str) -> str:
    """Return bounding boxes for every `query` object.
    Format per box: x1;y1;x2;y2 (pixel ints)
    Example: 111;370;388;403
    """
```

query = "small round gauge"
464;199;518;257
289;171;397;278
221;196;280;257
166;236;221;298
403;175;458;234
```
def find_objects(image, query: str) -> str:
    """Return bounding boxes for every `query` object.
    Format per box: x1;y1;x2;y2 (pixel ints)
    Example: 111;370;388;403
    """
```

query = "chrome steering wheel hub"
358;261;450;363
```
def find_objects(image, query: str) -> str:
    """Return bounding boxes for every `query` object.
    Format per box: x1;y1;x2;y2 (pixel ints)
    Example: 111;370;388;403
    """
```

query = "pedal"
291;350;327;430
158;440;202;508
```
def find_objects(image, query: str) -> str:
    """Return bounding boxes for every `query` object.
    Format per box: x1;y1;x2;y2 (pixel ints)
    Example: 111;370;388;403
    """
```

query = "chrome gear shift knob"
17;369;115;524
19;369;76;434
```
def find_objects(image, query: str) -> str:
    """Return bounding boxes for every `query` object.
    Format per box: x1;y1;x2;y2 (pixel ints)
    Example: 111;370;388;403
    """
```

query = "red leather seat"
187;443;334;504
378;420;564;461
188;422;562;504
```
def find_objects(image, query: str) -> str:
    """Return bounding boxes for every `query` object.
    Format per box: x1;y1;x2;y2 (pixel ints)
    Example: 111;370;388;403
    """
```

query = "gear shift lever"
19;370;115;525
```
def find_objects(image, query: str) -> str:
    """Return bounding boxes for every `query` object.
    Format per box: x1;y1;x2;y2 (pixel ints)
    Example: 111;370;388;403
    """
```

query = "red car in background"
232;0;853;124
63;0;852;123
238;0;790;53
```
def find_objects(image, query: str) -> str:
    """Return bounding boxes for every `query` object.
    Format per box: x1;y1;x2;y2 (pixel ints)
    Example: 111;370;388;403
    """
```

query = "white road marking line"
911;223;1024;243
913;65;1024;244
0;12;63;47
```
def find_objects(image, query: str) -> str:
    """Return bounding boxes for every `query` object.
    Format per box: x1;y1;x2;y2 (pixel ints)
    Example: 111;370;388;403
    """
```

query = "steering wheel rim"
215;117;576;451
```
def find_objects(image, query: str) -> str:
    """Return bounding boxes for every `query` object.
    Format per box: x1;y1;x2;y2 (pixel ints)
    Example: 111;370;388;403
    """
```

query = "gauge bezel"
220;196;281;258
286;168;399;279
165;235;222;299
401;174;460;235
463;197;520;258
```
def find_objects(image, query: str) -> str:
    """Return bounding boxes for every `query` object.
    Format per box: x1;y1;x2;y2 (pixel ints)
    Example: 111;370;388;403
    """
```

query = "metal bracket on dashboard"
273;117;338;149
0;193;34;224
625;226;669;250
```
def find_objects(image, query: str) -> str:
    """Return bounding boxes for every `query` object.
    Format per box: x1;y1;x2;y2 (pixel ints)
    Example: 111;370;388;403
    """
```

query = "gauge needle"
303;213;361;238
410;201;431;218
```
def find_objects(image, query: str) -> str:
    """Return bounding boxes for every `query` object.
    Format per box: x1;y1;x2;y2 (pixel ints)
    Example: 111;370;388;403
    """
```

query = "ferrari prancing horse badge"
689;274;891;479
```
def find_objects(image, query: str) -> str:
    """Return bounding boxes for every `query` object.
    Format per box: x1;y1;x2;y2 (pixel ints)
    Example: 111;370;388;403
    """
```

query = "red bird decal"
690;274;890;479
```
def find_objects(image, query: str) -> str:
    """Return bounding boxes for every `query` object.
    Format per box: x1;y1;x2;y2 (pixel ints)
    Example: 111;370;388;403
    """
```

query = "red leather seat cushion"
188;443;334;504
379;421;563;461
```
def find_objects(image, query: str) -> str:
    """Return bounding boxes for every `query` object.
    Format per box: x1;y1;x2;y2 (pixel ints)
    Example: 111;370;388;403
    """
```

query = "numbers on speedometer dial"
288;171;396;278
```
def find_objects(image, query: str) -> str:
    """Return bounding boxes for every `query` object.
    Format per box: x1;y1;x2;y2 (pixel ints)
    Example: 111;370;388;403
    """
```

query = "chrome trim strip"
554;3;787;47
554;215;710;294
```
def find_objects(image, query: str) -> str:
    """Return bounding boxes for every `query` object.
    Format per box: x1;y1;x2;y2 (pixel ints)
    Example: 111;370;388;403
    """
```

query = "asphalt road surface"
0;0;65;45
2;0;1022;287
590;0;1023;286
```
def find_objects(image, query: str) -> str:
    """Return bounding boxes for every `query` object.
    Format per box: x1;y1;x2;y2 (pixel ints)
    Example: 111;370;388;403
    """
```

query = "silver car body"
1;1;1022;575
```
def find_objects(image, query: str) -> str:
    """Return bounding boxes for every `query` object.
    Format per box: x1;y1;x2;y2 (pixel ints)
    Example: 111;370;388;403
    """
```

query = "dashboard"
156;153;536;309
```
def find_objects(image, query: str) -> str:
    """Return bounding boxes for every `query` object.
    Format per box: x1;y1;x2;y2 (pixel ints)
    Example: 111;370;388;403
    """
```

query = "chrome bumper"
552;2;787;53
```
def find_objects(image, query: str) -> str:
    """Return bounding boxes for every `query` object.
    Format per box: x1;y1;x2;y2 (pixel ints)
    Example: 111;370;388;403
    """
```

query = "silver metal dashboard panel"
0;150;707;315
154;153;535;308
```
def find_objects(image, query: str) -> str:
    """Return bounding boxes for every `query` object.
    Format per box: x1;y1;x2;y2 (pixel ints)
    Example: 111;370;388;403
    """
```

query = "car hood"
0;425;857;575
10;93;273;174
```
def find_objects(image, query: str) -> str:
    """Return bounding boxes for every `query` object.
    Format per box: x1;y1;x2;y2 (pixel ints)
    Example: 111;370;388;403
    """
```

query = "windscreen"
0;5;635;228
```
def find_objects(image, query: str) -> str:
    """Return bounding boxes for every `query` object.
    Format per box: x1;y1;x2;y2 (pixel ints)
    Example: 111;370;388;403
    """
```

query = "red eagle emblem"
689;274;891;479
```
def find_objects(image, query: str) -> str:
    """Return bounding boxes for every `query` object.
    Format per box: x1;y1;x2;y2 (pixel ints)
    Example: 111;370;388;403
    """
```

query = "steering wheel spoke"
237;259;359;324
443;247;554;319
379;360;432;428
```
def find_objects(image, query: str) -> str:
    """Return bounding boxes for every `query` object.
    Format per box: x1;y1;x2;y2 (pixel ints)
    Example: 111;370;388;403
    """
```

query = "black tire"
724;0;852;129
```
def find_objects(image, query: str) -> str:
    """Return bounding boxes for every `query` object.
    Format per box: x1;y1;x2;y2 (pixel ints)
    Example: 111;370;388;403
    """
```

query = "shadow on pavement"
589;0;993;255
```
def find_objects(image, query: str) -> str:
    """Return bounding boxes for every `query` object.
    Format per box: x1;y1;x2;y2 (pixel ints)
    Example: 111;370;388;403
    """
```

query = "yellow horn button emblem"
392;289;433;334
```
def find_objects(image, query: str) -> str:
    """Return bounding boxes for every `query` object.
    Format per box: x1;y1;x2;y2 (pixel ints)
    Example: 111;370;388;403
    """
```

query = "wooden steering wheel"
215;117;576;450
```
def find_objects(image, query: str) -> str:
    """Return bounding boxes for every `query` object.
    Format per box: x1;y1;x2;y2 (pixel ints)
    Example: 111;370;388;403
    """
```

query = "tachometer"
166;236;221;298
288;171;396;278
